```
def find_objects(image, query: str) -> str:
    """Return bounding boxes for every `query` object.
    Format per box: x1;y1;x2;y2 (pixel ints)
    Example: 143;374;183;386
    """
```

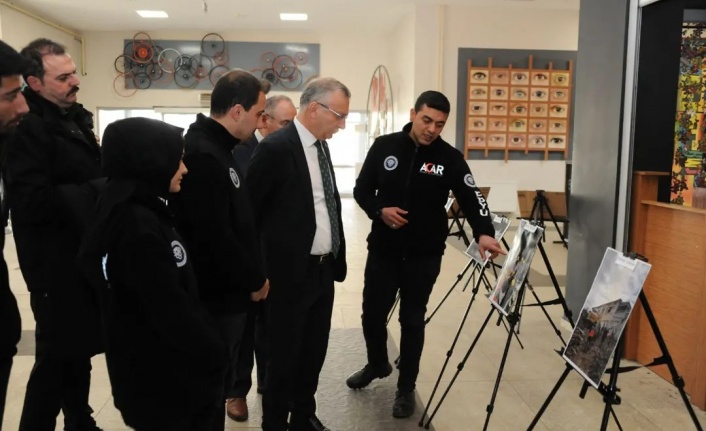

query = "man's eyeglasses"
317;102;348;121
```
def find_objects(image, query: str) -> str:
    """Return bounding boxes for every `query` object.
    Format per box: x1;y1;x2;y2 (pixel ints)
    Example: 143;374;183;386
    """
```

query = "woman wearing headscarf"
79;117;226;431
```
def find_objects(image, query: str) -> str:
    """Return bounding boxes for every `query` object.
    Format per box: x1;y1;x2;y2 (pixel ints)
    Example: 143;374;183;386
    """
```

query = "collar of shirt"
294;117;318;148
254;129;264;143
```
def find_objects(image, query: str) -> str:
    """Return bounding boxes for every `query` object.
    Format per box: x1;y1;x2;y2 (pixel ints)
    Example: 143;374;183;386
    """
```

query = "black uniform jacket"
101;197;225;418
248;122;347;296
79;117;226;422
354;122;494;258
4;88;103;356
0;133;20;361
173;114;265;314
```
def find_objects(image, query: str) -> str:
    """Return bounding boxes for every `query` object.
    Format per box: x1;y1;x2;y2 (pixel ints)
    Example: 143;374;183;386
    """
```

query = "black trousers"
208;311;248;430
20;292;96;431
229;300;268;398
0;355;12;428
361;252;442;392
262;257;335;431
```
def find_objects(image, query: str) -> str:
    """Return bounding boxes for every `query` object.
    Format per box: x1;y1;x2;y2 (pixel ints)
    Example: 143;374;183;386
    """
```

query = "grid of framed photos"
464;56;573;161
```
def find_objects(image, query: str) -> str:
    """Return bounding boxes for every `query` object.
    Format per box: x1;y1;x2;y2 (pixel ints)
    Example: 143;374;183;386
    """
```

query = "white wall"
389;11;416;135
0;5;81;62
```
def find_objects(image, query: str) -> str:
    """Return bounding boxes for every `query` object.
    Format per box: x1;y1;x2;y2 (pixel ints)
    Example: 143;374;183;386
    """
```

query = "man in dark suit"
232;95;296;177
248;78;349;431
0;39;29;429
227;94;296;422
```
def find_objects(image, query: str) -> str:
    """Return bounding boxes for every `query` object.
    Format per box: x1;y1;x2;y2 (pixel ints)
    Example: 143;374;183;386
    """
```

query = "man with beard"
227;94;296;422
4;38;103;431
0;39;29;428
172;69;269;430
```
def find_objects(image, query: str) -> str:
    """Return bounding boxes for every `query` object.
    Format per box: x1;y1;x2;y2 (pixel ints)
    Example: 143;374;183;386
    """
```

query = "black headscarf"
80;117;184;264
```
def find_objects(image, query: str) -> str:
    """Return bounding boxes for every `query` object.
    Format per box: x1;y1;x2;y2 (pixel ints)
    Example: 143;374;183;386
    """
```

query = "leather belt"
310;253;333;264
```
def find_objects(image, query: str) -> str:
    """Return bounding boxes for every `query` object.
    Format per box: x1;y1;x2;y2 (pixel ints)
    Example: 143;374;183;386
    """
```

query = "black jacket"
0;133;20;361
248;122;347;296
79;118;225;424
354;122;494;258
4;88;102;357
173;114;265;314
232;133;258;177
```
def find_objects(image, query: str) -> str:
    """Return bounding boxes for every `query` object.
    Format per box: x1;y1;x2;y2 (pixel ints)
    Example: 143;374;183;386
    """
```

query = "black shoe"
308;415;331;431
345;363;393;389
392;390;416;419
289;414;331;431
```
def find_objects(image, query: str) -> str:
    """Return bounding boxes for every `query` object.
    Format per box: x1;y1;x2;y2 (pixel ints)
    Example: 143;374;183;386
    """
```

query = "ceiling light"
280;13;308;21
136;10;169;18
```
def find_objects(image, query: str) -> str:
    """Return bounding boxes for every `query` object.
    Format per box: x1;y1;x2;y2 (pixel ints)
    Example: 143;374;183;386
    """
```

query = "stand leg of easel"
422;307;497;429
419;267;490;428
637;291;703;431
527;363;573;430
483;280;529;430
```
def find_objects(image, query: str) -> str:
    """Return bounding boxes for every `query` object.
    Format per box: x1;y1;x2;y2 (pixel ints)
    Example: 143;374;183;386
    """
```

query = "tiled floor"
3;198;705;430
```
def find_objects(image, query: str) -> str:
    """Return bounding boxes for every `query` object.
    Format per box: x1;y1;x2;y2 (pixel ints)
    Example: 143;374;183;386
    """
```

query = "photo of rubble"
488;219;544;316
563;248;652;388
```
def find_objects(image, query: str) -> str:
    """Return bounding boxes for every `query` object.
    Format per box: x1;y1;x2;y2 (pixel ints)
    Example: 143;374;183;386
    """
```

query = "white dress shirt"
254;129;264;143
293;117;333;255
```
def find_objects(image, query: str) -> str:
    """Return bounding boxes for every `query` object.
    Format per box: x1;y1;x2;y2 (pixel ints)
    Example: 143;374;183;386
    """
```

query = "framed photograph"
509;118;528;133
490;87;509;100
549;104;569;118
530;104;548;117
548;135;567;149
488;118;507;132
468;133;486;148
531;71;550;86
528;134;547;149
490;69;510;84
470;69;490;84
470;86;489;100
469;102;488;116
551;89;570;102
508;134;526;149
549;120;567;134
511;87;529;101
464;213;511;265
489;103;508;116
562;248;651;388
511;71;530;84
487;134;507;148
552;72;570;86
488;220;544;316
530;119;548;133
510;103;529;116
469;118;487;131
531;89;549;102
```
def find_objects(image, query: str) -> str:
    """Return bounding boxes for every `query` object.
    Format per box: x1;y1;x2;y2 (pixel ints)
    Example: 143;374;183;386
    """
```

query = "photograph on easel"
487;219;544;316
465;213;511;265
562;248;652;388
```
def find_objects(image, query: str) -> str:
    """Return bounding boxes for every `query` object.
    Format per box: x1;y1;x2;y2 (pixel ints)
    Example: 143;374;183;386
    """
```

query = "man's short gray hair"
265;95;293;115
299;77;351;110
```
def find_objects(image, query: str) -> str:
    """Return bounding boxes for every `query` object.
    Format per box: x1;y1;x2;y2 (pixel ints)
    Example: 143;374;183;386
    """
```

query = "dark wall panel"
632;0;685;202
565;0;631;317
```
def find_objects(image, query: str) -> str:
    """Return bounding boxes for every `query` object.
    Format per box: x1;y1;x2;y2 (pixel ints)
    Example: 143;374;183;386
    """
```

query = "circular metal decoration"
366;65;394;150
132;73;152;90
294;51;309;65
201;33;225;58
209;65;229;87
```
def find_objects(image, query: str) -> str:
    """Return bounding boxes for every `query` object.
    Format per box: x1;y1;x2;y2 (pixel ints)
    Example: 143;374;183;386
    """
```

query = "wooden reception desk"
624;171;706;409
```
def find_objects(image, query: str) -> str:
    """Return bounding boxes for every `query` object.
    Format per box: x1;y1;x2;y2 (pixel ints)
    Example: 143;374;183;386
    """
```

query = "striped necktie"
314;141;340;257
